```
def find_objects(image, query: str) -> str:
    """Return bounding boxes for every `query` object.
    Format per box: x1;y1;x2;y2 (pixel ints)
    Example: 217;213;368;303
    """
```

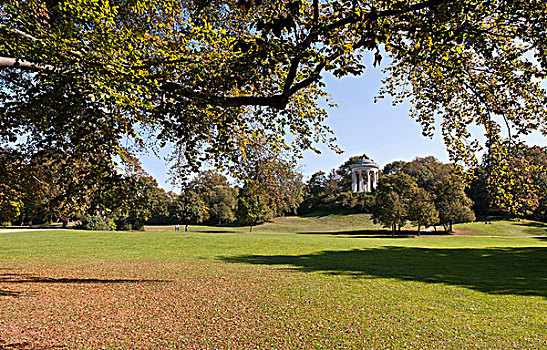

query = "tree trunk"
417;224;421;235
449;221;453;232
250;224;253;233
392;223;395;237
185;224;188;232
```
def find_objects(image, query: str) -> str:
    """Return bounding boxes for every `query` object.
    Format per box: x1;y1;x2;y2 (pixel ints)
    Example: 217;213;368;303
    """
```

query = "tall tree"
236;187;272;232
112;175;168;230
192;171;238;224
233;134;304;217
402;156;453;192
0;149;23;225
434;175;476;232
408;187;439;234
523;146;547;222
3;0;547;194
371;173;418;235
170;189;205;232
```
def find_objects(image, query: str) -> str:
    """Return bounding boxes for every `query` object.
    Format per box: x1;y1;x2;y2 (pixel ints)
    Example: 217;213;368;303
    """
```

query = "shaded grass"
222;245;547;298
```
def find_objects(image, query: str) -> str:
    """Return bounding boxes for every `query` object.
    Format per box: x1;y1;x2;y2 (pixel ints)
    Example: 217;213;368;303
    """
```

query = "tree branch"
0;56;60;72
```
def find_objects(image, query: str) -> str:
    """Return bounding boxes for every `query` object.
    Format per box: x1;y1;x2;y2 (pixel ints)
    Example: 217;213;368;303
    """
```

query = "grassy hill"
147;212;547;237
454;218;547;236
146;213;385;234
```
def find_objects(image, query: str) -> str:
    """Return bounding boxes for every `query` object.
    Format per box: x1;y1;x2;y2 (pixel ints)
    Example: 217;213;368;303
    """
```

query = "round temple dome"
351;156;379;168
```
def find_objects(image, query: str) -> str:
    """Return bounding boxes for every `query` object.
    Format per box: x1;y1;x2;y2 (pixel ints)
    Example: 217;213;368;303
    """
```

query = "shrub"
115;219;145;231
75;215;116;231
114;219;132;231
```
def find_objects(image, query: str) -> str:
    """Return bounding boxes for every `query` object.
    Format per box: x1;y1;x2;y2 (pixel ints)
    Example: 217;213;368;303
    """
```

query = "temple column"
351;171;357;192
367;171;371;192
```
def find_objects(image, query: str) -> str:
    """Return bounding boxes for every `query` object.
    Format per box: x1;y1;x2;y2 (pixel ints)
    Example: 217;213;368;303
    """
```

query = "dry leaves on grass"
0;261;294;349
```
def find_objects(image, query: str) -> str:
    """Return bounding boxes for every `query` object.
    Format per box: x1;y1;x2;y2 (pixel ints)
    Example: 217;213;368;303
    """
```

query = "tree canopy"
2;0;547;187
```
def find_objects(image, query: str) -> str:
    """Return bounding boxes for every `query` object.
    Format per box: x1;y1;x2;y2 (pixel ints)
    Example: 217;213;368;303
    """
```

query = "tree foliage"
467;144;547;220
434;175;476;231
191;171;238;224
169;189;205;231
482;142;540;218
371;173;418;234
233;134;304;217
236;187;271;232
3;0;547;189
408;187;438;233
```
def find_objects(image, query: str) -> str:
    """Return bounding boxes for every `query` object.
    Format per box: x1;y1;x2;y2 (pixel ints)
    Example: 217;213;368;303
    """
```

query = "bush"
115;218;145;231
75;215;116;231
114;219;132;231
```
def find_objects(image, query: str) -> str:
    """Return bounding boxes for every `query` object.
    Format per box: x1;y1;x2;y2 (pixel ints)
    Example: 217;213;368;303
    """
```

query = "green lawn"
147;212;385;234
1;214;546;349
455;218;547;236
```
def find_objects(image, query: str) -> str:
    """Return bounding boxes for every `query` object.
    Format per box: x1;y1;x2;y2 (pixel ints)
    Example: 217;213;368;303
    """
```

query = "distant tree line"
0;141;305;232
2;145;545;233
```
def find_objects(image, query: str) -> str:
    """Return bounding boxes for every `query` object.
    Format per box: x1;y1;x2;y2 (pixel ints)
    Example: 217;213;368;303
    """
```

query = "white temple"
350;156;379;192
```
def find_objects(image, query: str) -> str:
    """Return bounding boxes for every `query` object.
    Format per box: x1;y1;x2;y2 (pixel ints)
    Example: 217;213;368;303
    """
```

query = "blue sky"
140;61;546;191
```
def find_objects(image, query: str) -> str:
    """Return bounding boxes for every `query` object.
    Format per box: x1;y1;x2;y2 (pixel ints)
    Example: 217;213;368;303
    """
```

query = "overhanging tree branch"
0;56;59;72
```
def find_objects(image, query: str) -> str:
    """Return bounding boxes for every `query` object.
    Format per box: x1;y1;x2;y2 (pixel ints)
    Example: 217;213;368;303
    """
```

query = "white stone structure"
350;156;380;192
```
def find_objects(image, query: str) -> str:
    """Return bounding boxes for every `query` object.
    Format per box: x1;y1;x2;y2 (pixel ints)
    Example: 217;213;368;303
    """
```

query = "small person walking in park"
175;224;180;231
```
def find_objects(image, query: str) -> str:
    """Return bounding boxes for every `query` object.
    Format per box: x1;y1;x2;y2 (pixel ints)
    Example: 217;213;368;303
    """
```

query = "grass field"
1;214;546;349
454;218;547;236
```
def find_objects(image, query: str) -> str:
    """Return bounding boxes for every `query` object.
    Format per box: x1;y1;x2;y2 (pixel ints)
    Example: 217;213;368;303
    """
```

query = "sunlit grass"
455;218;547;236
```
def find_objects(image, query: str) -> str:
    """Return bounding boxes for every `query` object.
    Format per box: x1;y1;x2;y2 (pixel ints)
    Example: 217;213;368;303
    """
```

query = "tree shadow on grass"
0;272;168;298
514;221;547;235
515;221;547;228
0;339;63;349
195;230;238;234
0;273;167;284
297;229;450;237
221;246;547;298
0;289;22;297
299;210;360;218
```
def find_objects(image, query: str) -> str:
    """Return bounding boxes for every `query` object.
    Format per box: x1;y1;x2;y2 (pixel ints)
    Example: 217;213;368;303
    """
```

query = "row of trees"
0;148;169;230
0;140;305;231
376;156;475;233
3;145;545;232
